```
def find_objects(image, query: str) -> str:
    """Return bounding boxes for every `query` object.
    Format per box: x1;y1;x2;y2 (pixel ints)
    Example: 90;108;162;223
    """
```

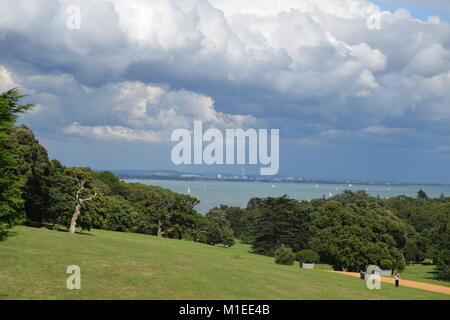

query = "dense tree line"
385;193;450;280
208;190;449;280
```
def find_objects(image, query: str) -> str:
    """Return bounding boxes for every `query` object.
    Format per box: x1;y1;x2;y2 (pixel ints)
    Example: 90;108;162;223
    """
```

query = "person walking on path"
394;273;400;288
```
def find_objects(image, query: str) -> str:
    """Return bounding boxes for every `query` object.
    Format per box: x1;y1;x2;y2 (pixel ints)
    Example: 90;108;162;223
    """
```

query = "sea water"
123;179;450;214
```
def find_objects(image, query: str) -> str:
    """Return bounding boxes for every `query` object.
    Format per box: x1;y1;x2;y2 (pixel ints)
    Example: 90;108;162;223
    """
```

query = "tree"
128;184;201;239
390;247;406;271
206;208;231;230
202;208;235;247
0;88;34;240
433;210;450;280
84;195;144;233
404;237;424;264
247;197;263;210
247;196;312;256
206;205;245;238
435;249;450;281
379;259;393;270
93;171;128;197
155;195;178;237
69;179;97;234
46;165;99;233
417;190;428;199
386;194;450;277
12;125;51;224
296;249;320;264
46;160;78;228
274;245;295;265
308;197;408;272
201;219;235;247
224;206;246;238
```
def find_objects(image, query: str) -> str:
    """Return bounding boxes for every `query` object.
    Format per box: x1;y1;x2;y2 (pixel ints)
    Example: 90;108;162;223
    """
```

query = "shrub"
199;220;235;248
436;262;450;281
391;248;406;271
435;250;450;281
380;259;393;270
296;249;320;264
274;245;295;265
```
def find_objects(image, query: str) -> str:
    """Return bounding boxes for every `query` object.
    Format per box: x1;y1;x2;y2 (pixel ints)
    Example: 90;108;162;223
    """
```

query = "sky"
1;0;450;184
373;0;450;22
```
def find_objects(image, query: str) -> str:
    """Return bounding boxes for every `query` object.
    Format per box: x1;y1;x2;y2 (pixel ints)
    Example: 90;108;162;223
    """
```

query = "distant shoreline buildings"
106;170;450;188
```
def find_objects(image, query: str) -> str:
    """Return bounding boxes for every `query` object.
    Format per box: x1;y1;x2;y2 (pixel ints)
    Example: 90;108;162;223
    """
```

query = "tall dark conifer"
0;88;34;240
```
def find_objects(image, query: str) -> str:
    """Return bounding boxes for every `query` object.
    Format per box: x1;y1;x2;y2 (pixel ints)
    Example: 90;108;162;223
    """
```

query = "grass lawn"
0;226;448;300
312;264;450;288
399;264;450;287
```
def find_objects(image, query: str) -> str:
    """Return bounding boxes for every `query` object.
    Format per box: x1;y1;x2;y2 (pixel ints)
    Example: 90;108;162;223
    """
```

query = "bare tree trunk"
157;219;163;237
69;180;97;234
157;219;174;237
156;197;174;237
69;203;81;234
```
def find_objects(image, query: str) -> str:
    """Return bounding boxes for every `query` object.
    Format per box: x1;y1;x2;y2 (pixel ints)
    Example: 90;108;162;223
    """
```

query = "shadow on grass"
424;270;446;282
23;222;95;236
412;263;448;282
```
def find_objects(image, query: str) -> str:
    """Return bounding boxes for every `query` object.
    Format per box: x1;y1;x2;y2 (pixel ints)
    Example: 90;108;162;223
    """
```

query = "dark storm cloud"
1;0;450;181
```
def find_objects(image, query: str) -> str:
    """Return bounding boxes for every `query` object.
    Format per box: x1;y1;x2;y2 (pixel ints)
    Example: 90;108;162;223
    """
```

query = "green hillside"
0;226;448;300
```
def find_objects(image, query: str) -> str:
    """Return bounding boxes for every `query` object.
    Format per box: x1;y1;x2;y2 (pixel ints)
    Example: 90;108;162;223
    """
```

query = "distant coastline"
120;178;450;214
108;169;450;188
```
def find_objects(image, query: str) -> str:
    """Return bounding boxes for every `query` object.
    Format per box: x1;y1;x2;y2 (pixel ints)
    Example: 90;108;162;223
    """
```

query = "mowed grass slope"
0;226;448;300
399;264;450;288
